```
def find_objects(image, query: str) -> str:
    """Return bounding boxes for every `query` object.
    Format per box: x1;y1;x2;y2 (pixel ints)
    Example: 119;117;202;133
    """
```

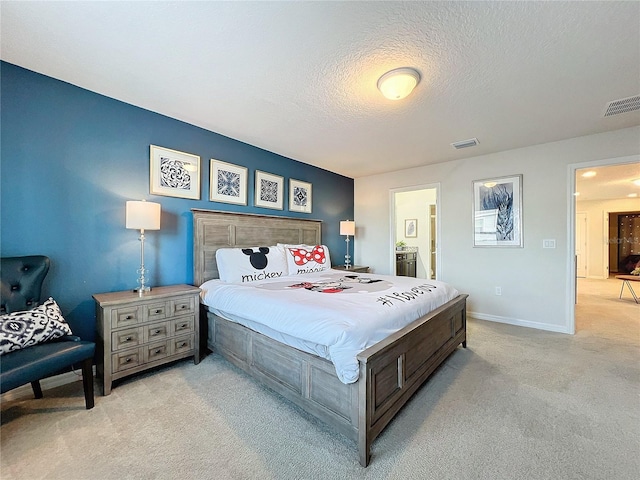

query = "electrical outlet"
495;287;502;296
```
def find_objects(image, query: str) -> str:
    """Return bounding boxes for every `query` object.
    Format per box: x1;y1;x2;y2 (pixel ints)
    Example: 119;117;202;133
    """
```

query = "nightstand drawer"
172;334;194;355
144;321;170;343
112;327;144;351
171;316;195;335
112;306;143;329
170;296;196;316
145;301;168;321
145;340;171;363
112;348;143;373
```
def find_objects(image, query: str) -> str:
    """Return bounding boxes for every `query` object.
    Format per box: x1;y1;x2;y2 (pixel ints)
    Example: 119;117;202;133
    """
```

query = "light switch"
543;239;556;249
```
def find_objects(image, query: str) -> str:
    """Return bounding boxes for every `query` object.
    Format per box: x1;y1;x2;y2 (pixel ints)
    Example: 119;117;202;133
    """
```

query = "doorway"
569;156;640;334
390;185;440;280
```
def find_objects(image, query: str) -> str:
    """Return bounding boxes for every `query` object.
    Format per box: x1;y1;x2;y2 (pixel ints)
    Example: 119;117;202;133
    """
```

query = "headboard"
192;209;322;286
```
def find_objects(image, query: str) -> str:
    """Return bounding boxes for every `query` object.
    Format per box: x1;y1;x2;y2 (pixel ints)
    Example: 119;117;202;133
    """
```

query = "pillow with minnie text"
0;297;73;355
283;244;331;275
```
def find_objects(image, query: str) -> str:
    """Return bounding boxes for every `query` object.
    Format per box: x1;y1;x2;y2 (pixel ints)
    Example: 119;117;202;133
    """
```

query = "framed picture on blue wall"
209;159;248;205
150;145;201;200
289;178;312;213
254;170;284;210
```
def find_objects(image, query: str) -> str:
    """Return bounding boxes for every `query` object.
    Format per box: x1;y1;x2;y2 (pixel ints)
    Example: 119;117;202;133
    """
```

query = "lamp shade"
126;201;161;230
340;220;355;236
377;67;421;100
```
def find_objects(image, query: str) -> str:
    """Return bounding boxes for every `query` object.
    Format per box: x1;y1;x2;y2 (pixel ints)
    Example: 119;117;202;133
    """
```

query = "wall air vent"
603;95;640;117
451;138;479;149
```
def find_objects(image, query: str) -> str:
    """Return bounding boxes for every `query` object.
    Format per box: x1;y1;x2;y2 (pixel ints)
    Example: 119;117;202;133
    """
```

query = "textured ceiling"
1;1;639;181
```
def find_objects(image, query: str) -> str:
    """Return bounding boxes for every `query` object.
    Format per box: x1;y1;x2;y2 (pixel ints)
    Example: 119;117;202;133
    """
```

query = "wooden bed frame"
192;209;467;466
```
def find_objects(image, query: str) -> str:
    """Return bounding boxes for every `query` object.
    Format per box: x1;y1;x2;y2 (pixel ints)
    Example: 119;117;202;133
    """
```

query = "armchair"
0;255;95;409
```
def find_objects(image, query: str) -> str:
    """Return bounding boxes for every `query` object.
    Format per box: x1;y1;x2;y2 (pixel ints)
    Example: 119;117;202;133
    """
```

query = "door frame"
566;154;639;334
389;183;441;279
575;211;588;278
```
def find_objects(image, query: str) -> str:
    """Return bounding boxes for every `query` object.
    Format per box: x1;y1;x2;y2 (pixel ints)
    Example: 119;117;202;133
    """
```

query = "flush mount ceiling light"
581;171;597;178
377;67;421;100
633;179;640;186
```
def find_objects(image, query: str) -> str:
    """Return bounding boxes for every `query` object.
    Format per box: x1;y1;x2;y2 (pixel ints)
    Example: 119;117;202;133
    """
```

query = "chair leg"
31;380;43;399
81;358;95;410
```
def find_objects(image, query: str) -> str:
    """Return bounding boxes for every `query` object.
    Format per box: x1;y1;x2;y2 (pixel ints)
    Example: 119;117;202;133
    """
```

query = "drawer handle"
179;323;187;329
154;309;162;314
125;336;132;342
125;315;133;320
154;348;162;354
153;329;161;335
179;342;187;348
125;357;132;363
179;305;186;310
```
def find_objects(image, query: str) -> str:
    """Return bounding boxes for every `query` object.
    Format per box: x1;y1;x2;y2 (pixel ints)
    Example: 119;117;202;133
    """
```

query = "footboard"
357;294;468;466
206;294;467;467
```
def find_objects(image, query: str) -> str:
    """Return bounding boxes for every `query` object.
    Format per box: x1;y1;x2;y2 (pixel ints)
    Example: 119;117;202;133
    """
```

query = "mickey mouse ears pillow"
216;246;289;284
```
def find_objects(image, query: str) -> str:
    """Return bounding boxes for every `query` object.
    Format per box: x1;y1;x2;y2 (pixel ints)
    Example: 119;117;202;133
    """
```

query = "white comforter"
200;270;459;384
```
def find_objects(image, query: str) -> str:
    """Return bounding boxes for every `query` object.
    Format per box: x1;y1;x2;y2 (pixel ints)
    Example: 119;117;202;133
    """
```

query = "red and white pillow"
282;244;331;275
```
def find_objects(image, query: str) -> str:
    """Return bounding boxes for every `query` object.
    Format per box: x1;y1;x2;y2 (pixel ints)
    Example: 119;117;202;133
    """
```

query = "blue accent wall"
1;62;354;341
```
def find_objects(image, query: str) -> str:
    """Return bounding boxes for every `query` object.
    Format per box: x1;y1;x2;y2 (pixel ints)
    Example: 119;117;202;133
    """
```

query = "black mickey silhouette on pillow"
216;245;288;283
242;247;270;270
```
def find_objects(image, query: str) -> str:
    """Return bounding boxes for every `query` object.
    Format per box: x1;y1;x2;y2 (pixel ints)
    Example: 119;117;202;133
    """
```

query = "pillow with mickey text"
216;245;289;283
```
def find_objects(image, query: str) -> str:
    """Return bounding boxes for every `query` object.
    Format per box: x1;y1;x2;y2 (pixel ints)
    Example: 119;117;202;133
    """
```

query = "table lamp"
126;200;161;294
340;220;355;269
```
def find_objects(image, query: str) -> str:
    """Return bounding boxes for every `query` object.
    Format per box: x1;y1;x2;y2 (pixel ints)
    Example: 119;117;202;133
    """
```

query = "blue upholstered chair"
0;255;95;409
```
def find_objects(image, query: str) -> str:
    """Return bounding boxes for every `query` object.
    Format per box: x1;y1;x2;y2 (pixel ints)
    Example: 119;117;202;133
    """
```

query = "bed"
192;209;467;466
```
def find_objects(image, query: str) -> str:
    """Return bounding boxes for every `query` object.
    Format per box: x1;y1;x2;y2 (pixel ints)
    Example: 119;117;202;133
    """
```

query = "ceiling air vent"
451;138;479;149
603;95;640;117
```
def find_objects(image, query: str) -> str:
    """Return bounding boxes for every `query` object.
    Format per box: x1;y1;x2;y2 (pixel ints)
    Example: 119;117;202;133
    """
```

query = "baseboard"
468;311;571;334
1;366;96;403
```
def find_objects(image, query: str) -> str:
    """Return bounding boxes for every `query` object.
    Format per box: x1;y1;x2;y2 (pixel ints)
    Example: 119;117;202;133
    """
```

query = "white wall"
577;198;640;278
354;126;640;333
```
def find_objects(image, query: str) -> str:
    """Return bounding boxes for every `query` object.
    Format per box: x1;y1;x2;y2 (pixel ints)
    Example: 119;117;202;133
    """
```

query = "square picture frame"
254;170;284;210
289;178;312;213
405;219;417;238
150;145;201;200
209;159;248;205
473;174;523;247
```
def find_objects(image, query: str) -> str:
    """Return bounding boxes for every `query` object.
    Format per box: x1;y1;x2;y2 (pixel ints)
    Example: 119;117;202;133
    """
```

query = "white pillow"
281;244;331;275
216;245;288;283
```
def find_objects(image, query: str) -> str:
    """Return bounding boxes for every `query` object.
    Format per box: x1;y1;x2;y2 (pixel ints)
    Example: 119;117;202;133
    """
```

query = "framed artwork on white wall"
405;219;417;237
473;174;523;247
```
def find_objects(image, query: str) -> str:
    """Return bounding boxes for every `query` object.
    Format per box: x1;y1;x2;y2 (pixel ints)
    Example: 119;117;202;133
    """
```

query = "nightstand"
333;265;370;273
93;284;201;395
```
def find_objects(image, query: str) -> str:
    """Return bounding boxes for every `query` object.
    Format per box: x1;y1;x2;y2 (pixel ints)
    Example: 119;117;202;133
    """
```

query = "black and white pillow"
0;297;73;355
216;245;289;283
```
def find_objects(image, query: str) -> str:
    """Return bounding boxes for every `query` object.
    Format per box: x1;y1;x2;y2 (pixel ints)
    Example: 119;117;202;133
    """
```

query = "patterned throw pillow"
0;297;73;355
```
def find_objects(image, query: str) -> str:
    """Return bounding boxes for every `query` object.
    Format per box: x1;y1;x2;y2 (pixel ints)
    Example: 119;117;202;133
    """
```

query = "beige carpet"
1;277;638;479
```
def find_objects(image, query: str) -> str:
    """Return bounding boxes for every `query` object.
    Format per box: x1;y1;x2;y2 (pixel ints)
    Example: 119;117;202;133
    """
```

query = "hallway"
576;277;639;340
